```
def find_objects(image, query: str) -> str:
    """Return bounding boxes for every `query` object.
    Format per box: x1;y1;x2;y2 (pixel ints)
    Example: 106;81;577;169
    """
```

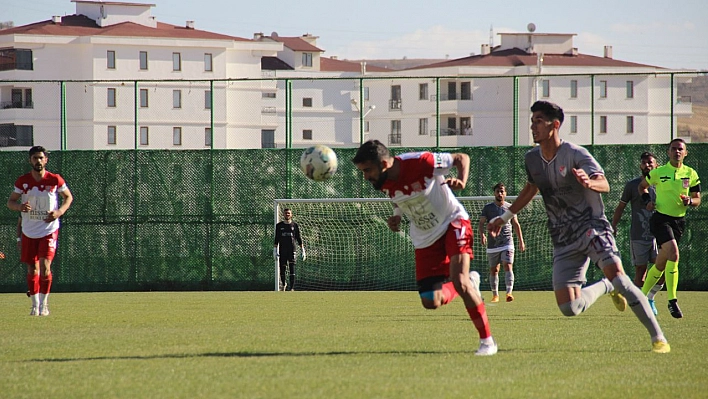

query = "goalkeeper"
352;140;497;356
273;208;305;291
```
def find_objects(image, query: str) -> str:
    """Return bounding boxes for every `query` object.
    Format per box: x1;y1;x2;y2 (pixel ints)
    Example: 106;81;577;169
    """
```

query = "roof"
261;56;293;70
270;36;323;52
320;57;390;73
71;0;156;6
406;48;662;70
0;14;250;41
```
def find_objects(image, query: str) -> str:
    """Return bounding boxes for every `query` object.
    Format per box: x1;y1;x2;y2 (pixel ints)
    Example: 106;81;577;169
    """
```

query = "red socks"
27;274;39;295
441;282;459;305
40;273;53;295
466;303;491;339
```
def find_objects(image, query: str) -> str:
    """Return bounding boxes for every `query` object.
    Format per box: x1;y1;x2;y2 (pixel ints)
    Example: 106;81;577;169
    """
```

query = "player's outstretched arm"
444;153;470;190
487;182;538;236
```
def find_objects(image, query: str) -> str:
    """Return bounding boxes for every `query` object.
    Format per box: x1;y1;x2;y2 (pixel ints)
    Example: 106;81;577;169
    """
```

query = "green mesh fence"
1;144;707;292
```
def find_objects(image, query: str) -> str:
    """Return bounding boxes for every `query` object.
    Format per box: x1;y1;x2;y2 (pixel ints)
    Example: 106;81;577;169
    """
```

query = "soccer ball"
300;145;338;181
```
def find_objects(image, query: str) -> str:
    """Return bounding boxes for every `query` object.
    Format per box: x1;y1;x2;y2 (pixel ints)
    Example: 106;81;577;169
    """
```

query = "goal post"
274;196;554;292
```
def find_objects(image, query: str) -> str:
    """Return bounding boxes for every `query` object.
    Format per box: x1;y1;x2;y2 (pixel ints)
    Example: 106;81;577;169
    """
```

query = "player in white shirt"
7;146;73;316
353;140;497;356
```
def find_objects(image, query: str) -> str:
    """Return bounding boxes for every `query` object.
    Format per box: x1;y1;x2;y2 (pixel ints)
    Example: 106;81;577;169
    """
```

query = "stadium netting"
275;196;554;291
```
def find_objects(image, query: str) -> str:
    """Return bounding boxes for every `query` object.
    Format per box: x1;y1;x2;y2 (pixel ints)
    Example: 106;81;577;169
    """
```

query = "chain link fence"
0;144;706;292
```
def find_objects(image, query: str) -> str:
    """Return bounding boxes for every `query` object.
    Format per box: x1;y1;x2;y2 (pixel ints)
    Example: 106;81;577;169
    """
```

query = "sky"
3;0;707;70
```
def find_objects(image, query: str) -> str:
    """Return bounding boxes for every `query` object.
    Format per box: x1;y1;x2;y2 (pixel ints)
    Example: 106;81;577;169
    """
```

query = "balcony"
1;101;33;109
388;133;401;145
389;99;402;111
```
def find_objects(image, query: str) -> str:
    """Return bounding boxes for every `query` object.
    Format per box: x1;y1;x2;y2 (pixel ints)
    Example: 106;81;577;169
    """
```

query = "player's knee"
419;291;440;310
611;274;633;295
558;301;581;317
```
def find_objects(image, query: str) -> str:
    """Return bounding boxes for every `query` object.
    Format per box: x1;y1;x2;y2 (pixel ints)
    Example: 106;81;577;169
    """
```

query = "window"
10;88;32;108
173;127;182;145
140;89;148;108
107;126;117;144
107;50;116;69
600;116;607;133
107;88;116;107
542;80;550;97
302;98;313;107
24;89;32;108
599;80;608;98
302;53;313;67
139;126;149;145
364;121;370;133
0;124;34;146
626;81;634;99
570;116;577;133
419;84;428;100
390;85;402;110
262;92;276;99
447;81;457;100
303;129;313;140
0;49;33;71
626;116;634;133
261;130;275;148
460;117;471;135
173;90;181;108
172;53;181;71
363;87;369;101
419;118;428;135
204;53;213;72
389;120;401;145
205;127;212;147
205;91;212;109
139;51;148;70
570;80;578;98
460;82;471;100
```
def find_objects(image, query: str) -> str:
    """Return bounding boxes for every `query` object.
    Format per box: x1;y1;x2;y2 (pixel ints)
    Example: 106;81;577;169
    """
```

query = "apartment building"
361;32;694;148
0;1;694;149
0;0;281;150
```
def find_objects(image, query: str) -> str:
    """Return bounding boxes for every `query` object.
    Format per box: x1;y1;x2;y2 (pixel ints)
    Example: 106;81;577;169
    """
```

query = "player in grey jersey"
611;152;664;315
488;101;670;353
478;182;525;302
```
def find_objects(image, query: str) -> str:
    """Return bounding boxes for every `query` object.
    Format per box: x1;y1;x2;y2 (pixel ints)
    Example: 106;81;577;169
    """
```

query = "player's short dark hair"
29;146;48;157
531;101;564;126
493;182;505;191
283;208;292;213
669;138;687;148
352;140;390;164
640;151;656;161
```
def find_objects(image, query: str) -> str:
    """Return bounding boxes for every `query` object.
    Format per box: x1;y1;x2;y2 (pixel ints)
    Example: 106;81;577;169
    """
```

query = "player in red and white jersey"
7;146;73;316
353;140;497;356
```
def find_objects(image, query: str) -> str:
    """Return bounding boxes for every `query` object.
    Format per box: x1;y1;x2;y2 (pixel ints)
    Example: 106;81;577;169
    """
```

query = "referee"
639;138;701;318
273;208;305;291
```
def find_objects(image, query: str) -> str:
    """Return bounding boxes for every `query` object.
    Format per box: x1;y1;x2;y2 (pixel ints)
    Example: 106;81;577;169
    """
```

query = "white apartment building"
0;0;281;150
361;32;694;148
0;1;695;150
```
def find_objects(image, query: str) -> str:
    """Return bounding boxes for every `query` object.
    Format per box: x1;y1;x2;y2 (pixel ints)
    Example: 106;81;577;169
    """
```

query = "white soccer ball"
300;145;338;181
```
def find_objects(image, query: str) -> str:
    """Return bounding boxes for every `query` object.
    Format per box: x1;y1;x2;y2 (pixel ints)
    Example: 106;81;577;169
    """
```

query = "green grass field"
1;291;707;398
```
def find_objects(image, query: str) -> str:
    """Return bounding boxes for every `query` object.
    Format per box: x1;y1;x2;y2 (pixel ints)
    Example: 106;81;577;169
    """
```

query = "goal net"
274;197;554;292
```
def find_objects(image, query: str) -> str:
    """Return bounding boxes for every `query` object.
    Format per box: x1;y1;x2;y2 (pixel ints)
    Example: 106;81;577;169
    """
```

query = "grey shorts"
487;249;515;267
552;228;621;290
630;239;657;266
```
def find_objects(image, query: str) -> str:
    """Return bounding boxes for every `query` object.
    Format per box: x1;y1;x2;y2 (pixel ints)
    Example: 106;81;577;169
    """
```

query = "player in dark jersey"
488;101;669;353
273;208;305;291
611;152;663;315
